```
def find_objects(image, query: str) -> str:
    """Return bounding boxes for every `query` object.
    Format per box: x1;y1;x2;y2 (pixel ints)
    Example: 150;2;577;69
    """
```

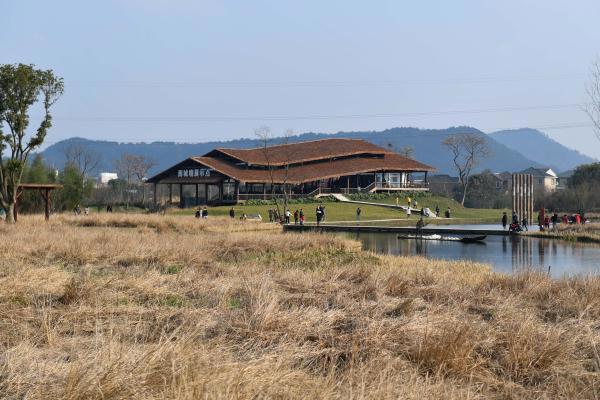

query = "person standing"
502;212;508;230
316;206;322;226
407;196;411;208
445;207;451;218
202;206;208;219
268;208;273;223
406;207;411;219
229;207;235;219
416;217;425;235
395;196;399;207
321;204;326;221
521;215;528;231
356;207;361;224
293;209;299;225
285;209;291;224
435;205;440;217
299;209;304;225
551;213;558;230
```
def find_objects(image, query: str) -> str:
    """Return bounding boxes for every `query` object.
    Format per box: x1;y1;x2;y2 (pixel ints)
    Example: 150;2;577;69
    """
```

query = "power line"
68;73;587;88
54;103;583;123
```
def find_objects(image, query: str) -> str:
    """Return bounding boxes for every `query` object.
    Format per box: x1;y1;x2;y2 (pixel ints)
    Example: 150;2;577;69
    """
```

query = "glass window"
197;184;206;204
170;184;181;205
223;182;236;200
181;184;197;208
208;184;221;202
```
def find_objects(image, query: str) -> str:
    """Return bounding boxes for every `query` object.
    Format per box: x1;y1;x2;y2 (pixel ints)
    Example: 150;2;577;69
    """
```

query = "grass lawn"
170;194;509;225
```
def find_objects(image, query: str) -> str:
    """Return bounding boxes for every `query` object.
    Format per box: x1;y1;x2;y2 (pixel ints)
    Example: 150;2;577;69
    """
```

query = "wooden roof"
147;138;435;184
213;138;392;166
191;153;434;184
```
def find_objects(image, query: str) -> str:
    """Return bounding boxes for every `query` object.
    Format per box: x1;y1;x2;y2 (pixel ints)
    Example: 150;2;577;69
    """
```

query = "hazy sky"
2;0;600;157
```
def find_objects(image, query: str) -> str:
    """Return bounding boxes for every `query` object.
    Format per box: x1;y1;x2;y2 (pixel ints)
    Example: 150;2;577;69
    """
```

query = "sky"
2;0;600;158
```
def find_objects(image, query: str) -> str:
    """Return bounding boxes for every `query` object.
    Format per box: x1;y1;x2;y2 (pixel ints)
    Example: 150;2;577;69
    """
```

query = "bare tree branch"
584;58;600;142
442;133;491;206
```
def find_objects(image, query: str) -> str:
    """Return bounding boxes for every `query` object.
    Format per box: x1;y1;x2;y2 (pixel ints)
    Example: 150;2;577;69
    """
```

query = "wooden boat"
397;234;487;243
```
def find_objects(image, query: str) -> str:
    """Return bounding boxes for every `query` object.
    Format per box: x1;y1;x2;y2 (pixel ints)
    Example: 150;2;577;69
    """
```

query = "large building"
147;138;435;207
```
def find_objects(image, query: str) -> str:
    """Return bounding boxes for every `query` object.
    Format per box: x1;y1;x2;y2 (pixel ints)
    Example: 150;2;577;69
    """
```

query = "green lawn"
170;195;508;225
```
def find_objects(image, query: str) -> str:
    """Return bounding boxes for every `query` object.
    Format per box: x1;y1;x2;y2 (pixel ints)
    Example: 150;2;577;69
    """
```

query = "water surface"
336;230;600;277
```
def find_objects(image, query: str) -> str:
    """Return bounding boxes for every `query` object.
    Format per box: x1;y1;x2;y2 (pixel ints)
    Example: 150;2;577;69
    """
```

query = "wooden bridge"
283;223;510;236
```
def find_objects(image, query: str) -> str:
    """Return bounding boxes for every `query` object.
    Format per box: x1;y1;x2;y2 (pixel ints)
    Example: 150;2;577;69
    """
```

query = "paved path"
323;193;429;215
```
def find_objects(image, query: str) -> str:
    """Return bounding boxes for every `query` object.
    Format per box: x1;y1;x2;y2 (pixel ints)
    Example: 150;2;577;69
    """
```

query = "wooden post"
40;188;51;221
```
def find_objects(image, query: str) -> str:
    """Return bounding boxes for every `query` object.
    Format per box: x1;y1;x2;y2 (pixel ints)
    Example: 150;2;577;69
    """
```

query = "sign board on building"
177;168;213;178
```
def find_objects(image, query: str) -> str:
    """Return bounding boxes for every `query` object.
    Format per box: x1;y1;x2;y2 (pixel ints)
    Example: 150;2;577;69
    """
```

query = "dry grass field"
0;214;599;399
526;222;600;244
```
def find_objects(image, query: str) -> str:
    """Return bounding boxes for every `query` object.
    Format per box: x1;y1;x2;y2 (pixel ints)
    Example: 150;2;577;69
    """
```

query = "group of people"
502;209;587;232
73;204;90;215
194;206;209;219
501;211;529;232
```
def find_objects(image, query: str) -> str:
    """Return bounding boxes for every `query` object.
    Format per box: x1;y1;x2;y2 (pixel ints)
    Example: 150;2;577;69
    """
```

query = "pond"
335;227;600;277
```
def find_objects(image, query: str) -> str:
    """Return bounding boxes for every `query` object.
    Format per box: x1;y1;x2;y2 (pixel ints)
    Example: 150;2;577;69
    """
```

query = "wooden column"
40;188;51;221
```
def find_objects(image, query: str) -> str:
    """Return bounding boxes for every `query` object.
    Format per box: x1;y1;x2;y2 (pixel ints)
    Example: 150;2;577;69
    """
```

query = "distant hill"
489;128;596;172
40;126;543;177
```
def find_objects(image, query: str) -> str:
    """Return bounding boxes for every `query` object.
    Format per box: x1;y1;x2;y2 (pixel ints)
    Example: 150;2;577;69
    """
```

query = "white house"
519;167;558;192
98;172;119;186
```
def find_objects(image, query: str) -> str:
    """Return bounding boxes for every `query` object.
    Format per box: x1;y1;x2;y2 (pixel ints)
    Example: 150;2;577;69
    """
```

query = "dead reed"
0;214;598;399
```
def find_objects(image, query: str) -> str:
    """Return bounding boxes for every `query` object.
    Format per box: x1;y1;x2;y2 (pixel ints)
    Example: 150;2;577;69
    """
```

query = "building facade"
519;167;558;193
147;138;435;208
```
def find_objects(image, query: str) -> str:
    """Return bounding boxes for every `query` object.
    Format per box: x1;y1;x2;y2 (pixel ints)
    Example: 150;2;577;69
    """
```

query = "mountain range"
488;128;596;173
39;127;596;178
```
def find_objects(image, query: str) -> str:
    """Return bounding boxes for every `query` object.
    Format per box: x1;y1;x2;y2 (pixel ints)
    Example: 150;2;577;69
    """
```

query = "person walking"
293;209;299;225
551;213;558;230
395;196;399;206
316;206;322;226
268;208;273;223
299;209;304;225
445;207;451;218
356;207;362;224
406;206;411;219
407;196;411;207
502;212;508;230
320;204;326;222
229;207;235;219
435;205;440;217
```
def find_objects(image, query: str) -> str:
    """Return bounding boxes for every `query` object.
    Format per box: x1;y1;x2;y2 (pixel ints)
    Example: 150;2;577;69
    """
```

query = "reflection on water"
343;231;600;277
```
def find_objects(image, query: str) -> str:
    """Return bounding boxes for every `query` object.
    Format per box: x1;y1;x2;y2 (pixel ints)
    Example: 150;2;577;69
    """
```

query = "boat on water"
397;234;487;243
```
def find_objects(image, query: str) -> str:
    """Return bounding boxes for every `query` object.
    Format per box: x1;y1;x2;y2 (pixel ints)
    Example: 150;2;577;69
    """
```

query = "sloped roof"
519;167;557;178
191;153;434;184
213;138;392;166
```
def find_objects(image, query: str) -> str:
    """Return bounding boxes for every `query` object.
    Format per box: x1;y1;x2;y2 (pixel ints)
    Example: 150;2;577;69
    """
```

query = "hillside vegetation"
0;215;598;399
41;126;542;176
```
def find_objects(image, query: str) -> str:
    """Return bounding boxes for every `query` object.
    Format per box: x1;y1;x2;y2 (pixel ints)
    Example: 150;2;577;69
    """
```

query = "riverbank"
524;223;600;244
0;215;598;399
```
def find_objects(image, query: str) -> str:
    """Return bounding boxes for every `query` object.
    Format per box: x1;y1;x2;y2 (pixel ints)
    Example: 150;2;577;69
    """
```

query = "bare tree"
387;141;414;158
63;143;100;177
114;154;156;208
398;146;415;159
442;133;491;206
584;58;600;142
255;127;295;222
